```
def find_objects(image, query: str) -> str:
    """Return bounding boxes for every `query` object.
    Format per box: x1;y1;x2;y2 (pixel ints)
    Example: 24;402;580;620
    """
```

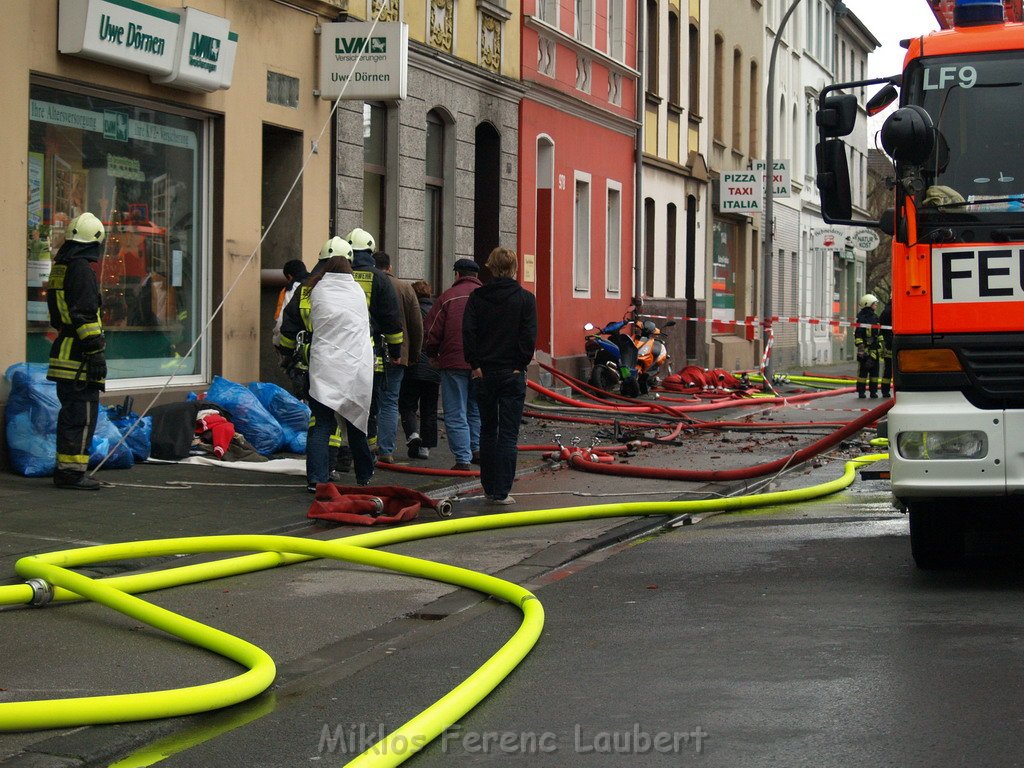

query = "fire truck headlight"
896;430;988;460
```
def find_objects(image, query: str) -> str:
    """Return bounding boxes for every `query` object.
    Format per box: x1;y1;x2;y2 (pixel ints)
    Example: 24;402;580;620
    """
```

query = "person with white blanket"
306;255;375;490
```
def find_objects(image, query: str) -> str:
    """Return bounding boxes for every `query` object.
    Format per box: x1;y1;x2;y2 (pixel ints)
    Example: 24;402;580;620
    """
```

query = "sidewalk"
0;361;868;583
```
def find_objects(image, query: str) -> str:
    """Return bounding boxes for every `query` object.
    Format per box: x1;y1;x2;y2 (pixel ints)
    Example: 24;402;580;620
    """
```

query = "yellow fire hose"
0;453;888;768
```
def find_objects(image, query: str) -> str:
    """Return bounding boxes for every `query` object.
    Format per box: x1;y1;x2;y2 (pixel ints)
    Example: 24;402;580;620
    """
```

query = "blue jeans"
307;397;374;485
440;369;480;464
375;362;405;456
476;369;526;500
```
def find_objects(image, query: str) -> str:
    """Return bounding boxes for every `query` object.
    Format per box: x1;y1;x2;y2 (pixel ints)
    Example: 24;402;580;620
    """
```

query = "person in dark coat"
399;281;441;459
463;247;538;505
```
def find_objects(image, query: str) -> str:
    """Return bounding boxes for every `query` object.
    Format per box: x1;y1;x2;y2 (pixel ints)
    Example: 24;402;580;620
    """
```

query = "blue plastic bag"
247;381;310;453
4;363;58;477
108;409;153;463
204;375;285;455
4;363;134;476
90;410;134;470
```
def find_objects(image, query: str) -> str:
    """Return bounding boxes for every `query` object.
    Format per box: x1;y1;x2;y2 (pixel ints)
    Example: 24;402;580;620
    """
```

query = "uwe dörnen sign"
318;22;408;101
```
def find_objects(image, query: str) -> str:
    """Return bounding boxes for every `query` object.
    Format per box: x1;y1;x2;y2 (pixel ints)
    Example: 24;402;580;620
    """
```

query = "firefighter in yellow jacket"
46;212;107;490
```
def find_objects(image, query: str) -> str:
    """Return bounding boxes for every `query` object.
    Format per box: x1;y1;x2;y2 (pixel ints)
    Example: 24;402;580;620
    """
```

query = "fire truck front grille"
958;346;1024;404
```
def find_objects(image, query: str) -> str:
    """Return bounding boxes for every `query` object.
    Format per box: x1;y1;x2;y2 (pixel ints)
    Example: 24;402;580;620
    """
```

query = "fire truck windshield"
906;52;1024;224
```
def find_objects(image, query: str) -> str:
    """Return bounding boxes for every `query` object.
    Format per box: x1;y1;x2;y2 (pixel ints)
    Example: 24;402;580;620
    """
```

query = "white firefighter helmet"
319;236;352;261
346;227;376;252
68;212;105;244
859;293;879;308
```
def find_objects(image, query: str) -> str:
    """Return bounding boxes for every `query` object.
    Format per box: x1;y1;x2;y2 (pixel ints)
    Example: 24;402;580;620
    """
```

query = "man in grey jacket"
373;251;423;463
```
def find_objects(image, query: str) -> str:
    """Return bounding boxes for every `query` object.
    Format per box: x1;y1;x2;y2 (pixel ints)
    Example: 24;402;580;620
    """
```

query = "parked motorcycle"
584;313;675;397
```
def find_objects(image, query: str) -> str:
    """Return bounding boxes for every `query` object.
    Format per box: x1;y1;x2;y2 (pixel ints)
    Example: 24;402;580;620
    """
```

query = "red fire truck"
817;0;1024;568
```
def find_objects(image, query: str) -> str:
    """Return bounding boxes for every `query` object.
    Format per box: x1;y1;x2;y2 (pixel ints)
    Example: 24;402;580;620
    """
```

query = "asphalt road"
5;386;1023;768
40;471;1022;768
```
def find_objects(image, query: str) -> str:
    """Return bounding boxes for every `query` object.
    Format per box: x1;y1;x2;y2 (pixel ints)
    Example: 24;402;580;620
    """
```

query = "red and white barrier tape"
638;313;892;332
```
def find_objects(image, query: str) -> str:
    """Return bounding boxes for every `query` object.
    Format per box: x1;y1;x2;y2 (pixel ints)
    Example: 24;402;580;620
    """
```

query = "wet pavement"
0;366;931;766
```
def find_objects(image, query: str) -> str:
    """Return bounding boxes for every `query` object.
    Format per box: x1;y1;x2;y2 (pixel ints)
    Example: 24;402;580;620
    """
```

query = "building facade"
517;0;639;373
640;0;710;366
331;0;523;299
2;0;349;405
764;0;877;370
706;0;763;371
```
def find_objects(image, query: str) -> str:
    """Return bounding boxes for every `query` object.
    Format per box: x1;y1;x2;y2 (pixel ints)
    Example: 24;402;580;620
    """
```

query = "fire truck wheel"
908;502;965;570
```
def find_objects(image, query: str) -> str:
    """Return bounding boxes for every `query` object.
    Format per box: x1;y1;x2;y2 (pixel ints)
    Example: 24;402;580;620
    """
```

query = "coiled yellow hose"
0;453;887;767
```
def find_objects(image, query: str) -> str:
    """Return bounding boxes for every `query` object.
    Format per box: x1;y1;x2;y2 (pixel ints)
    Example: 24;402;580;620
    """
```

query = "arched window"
732;48;743;148
646;0;659;95
777;94;786;158
713;34;724;142
688;23;700;115
668;11;680;105
792;103;799;177
805;100;814;179
425;109;448;289
644;198;656;296
748;60;759;157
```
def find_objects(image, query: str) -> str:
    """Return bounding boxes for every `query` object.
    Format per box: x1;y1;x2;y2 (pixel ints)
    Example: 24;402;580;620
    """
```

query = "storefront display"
27;82;206;383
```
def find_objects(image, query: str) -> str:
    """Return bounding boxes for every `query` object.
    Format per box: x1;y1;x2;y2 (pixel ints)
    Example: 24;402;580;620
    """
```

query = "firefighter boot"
53;469;102;490
334;445;353;476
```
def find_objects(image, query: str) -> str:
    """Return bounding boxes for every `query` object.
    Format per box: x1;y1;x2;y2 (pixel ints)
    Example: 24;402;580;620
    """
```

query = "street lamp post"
761;0;803;389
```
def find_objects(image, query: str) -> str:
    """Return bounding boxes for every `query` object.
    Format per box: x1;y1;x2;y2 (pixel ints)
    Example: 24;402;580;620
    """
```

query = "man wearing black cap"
423;258;482;470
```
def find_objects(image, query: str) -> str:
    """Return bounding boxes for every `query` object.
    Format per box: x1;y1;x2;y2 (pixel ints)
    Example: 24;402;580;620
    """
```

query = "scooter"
583;314;676;397
584;318;643;397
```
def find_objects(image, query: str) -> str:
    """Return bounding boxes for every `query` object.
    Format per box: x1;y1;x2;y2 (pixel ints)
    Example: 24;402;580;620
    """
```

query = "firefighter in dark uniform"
878;299;893;398
345;228;404;453
854;293;882;399
278;237;350;477
46;212;107;490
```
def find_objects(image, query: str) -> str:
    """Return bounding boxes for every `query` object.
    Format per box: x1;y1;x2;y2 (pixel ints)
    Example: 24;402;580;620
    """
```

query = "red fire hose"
566;398;892;481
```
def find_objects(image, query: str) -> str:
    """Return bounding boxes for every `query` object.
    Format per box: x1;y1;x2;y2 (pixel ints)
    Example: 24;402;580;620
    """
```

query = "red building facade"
518;0;639;371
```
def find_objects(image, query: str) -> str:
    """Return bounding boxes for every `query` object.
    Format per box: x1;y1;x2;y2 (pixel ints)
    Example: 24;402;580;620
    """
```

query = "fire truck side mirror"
880;105;935;166
815;139;853;222
866;84;899;117
817;94;858;138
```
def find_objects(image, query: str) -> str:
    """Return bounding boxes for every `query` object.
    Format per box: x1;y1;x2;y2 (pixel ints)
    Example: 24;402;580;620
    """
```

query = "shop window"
27;83;206;384
711;219;738;332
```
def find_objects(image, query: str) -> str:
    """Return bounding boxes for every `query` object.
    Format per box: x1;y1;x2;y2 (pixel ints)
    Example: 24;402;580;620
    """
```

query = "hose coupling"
368;496;385;515
26;578;54;607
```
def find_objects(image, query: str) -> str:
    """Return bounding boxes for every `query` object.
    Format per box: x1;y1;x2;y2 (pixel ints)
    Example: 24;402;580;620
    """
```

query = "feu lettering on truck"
932;246;1024;303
